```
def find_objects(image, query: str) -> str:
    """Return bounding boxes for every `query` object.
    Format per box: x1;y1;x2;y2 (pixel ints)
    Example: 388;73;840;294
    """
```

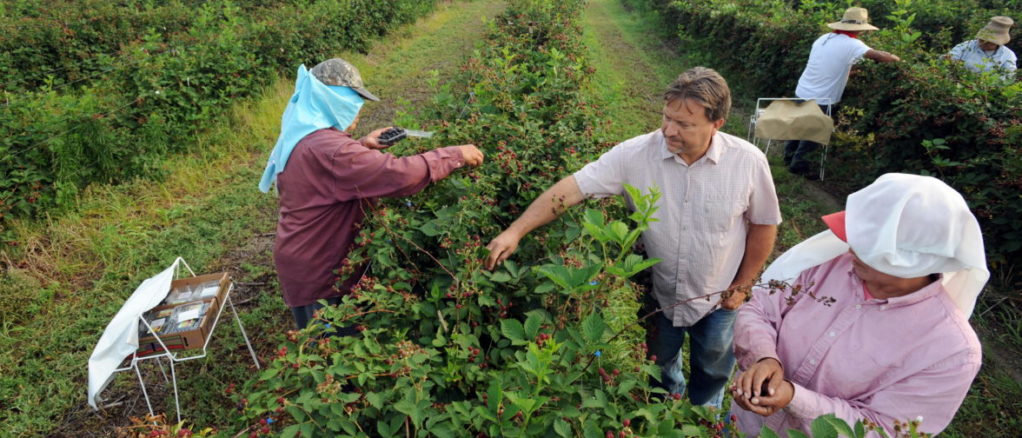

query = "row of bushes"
233;1;901;436
233;0;742;436
0;0;438;238
624;0;1022;274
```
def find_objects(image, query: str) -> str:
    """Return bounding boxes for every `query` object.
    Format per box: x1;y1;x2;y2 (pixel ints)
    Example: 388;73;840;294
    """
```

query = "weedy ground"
1;0;1017;436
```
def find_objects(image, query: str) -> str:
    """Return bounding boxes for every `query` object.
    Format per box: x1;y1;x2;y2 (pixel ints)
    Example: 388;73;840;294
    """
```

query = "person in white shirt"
483;67;781;408
948;16;1017;81
784;7;900;179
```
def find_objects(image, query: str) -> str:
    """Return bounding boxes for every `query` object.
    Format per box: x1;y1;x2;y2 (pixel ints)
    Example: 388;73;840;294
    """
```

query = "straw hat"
976;16;1013;46
827;7;879;32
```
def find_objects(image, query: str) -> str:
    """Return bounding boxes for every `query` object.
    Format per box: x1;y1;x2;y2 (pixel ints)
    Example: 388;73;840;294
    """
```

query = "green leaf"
500;318;527;344
394;393;429;429
582;390;608;408
554;419;571;437
811;416;839;438
581;312;606;343
487;379;503;413
366;392;385;408
609;221;629;243
624;184;644;209
505;260;521;277
286;405;306;422
583;208;605;227
582;222;608;242
259;367;279;380
787;429;811;438
506;392;536;413
680;424;705;436
854;420;866;437
758;427;782;438
820;414;855;436
524;312;543;339
280;424;301;438
490;271;512;282
536;265;571;289
419;220;442;236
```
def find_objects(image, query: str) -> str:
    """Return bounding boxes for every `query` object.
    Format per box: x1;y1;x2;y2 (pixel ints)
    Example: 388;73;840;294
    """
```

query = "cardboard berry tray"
136;272;230;357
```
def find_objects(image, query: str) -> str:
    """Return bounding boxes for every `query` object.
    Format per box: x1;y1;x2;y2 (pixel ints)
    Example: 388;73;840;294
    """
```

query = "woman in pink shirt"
729;173;989;436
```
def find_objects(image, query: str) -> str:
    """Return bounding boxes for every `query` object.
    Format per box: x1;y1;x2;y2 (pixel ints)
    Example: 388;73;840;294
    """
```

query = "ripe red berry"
671;393;682;401
623;418;631;427
606;431;614;438
649;354;657;362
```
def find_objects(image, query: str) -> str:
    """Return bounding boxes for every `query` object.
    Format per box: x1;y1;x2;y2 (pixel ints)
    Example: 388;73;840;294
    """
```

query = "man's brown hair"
663;67;731;122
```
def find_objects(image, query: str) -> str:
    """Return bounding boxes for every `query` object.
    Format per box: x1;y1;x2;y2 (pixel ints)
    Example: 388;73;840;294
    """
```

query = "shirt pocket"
701;198;747;233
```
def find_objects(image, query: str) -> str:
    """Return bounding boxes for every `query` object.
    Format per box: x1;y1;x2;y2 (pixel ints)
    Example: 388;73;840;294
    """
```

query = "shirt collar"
845;266;945;308
657;131;722;165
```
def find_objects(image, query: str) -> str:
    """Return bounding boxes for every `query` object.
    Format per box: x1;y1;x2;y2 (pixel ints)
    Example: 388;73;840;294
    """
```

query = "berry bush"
234;1;738;436
0;0;438;238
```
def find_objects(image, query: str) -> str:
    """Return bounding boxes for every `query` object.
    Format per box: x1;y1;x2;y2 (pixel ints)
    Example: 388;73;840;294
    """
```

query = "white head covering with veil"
761;173;989;317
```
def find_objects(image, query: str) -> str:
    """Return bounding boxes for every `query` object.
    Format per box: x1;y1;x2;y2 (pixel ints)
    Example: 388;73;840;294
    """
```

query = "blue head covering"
259;65;365;193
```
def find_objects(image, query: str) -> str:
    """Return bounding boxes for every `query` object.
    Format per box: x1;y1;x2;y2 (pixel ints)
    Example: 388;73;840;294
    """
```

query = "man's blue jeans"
649;308;738;408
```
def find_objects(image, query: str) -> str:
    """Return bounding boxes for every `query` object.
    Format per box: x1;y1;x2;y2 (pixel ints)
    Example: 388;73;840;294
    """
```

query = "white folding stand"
110;259;260;423
747;97;833;180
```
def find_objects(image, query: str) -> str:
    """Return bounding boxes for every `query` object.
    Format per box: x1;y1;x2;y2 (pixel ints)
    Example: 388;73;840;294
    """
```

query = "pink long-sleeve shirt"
273;128;464;307
731;253;981;437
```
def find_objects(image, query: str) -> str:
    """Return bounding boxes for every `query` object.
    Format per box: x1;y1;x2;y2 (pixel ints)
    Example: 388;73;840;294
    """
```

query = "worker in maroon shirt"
259;58;484;330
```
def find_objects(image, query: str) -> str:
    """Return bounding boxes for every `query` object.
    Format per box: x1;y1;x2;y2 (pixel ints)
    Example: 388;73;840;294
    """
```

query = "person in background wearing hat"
484;67;782;409
259;58;484;330
948;16;1017;81
784;7;900;179
727;173;988;437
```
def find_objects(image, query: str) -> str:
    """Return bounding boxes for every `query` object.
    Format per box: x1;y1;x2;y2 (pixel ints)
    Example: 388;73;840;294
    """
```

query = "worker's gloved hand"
360;126;395;149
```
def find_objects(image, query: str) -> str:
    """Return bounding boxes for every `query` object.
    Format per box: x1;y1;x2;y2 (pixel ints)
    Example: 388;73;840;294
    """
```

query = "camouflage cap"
310;58;380;101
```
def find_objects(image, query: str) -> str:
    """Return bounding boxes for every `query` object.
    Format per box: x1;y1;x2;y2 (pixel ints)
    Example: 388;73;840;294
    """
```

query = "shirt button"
810;359;818;365
828;331;836;337
855;304;862;309
880;305;887;311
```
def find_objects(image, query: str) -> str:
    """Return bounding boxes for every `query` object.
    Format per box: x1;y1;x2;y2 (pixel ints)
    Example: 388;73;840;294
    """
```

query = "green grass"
0;82;288;436
0;1;505;435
